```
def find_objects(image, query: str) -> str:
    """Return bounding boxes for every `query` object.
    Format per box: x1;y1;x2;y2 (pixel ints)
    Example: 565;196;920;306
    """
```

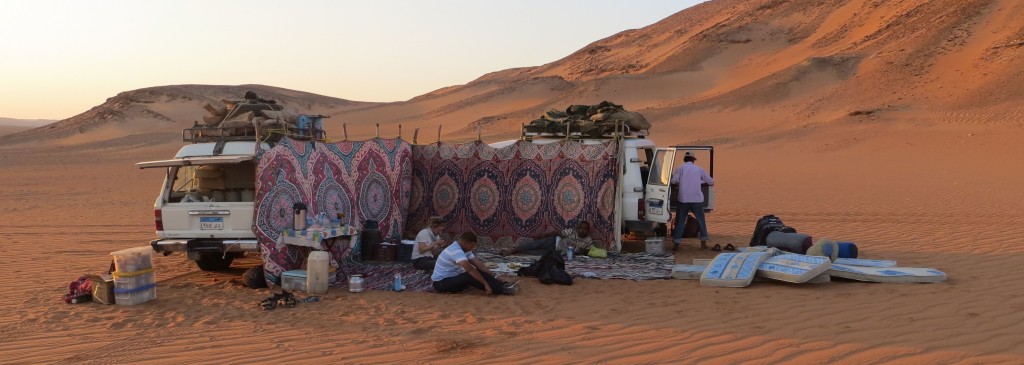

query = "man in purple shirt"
671;152;720;251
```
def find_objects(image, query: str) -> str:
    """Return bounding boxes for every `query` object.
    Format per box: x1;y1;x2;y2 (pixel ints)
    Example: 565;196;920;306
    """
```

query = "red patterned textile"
255;137;412;285
407;140;618;249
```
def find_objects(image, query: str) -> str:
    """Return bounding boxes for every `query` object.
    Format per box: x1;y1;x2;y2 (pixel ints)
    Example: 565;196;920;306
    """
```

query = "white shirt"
431;241;476;281
671;162;714;203
412;228;439;260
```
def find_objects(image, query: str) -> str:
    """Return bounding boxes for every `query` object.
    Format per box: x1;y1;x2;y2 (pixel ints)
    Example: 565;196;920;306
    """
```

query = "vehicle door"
670;147;715;212
644;148;676;223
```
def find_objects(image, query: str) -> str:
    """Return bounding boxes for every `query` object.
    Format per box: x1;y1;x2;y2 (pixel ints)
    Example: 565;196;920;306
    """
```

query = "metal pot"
348;274;364;293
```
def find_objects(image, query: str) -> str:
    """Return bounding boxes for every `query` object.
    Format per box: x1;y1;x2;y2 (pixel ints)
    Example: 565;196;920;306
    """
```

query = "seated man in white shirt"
432;232;518;296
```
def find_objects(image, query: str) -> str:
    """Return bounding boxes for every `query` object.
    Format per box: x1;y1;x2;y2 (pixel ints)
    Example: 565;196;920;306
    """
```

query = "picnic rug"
474;249;675;281
331;248;676;294
407;140;619;249
254;137;412;286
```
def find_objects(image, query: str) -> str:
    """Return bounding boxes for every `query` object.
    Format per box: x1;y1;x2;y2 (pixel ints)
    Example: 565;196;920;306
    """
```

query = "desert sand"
3;0;1024;363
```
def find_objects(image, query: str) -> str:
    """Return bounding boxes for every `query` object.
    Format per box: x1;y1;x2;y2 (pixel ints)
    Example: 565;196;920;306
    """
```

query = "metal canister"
348;274;364;293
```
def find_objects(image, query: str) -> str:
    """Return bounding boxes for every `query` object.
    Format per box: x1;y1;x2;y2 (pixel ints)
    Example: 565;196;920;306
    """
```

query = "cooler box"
282;270;307;292
645;238;665;254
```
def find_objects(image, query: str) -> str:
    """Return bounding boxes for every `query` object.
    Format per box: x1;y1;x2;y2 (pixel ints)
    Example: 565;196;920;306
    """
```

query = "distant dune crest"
5;0;1024;146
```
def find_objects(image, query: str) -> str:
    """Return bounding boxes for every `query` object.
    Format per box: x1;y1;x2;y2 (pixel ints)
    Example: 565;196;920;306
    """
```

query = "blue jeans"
515;236;558;255
673;202;709;243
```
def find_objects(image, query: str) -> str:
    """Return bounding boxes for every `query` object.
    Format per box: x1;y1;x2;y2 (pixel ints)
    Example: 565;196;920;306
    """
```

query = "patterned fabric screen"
254;137;412;282
407;140;618;248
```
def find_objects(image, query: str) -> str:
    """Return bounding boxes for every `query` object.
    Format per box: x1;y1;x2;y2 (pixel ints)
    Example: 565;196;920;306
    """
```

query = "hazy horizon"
0;1;702;120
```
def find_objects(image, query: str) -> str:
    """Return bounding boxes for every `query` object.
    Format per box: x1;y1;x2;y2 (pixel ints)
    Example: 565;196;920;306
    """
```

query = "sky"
0;1;703;120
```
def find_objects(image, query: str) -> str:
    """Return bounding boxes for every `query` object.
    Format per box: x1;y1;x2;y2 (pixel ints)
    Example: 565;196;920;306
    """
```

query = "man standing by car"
672;151;718;251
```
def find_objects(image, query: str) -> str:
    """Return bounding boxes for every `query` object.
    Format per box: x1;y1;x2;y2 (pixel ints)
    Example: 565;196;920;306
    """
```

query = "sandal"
724;244;736;251
260;293;283;311
279;292;297;308
712;244;722;252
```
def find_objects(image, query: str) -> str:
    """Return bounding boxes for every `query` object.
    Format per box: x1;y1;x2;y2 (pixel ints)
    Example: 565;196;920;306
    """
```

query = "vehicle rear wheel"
195;253;234;271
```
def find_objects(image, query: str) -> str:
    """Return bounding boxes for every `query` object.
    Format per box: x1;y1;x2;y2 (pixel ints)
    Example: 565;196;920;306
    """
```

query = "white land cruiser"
137;141;261;271
136;93;326;271
492;127;715;250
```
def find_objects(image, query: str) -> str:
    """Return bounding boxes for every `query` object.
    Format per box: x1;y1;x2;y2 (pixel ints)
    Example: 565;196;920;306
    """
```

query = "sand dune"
3;0;1024;363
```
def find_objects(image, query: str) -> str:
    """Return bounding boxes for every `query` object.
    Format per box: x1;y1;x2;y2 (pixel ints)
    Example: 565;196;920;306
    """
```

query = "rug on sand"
475;250;675;281
406;140;619;250
305;248;676;293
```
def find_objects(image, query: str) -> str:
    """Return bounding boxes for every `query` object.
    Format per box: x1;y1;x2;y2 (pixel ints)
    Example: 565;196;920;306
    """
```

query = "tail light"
154;209;164;231
637;198;646;220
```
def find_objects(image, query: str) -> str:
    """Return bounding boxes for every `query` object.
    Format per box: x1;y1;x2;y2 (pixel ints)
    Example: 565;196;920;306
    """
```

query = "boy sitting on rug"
432;232;519;296
500;221;594;257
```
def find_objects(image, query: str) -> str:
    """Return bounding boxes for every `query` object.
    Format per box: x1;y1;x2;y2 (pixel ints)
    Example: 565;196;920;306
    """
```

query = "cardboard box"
91;274;115;305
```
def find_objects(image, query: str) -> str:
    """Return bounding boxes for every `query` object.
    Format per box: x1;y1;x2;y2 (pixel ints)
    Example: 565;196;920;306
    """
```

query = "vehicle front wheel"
195;253;234;271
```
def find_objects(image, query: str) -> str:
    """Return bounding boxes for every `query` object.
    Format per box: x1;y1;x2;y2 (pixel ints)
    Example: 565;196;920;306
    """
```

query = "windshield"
168;161;256;203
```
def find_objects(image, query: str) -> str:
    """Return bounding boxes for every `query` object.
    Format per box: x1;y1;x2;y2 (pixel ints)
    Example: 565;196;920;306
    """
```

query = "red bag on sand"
63;275;94;304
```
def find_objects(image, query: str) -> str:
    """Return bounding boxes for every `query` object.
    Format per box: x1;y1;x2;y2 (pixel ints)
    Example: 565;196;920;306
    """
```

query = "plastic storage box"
645;238;665;254
282;270;307;292
111;246;154;273
115;285;157;305
111;246;157;305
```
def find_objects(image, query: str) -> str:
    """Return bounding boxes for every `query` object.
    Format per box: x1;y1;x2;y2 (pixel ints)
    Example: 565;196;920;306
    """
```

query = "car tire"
195;253;234;271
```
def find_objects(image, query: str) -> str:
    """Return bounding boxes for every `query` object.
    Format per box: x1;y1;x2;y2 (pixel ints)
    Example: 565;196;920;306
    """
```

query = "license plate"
200;217;224;230
649;207;663;215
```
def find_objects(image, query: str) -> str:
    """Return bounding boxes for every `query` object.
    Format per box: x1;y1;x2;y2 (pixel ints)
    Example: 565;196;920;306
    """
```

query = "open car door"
644;148;676;223
136;155;253;169
670;146;715;212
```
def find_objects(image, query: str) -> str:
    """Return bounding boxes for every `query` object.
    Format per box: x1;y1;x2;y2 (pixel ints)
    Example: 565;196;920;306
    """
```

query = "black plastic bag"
518;250;572;285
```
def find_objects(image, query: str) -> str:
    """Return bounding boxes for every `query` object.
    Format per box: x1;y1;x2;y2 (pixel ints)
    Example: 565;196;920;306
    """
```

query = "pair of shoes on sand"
502;281;520;296
260;291;298;310
709;243;736;252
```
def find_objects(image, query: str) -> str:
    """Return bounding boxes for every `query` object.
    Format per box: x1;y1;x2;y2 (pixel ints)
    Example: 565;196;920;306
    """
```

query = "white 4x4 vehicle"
137;141;261;271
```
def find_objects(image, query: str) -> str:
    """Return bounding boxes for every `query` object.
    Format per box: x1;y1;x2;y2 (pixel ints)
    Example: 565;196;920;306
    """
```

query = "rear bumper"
151;238;259;253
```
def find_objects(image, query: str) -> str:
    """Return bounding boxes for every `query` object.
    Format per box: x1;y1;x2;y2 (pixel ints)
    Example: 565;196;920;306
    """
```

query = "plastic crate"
281;270;307;292
645;237;665;254
114;271;156;290
115;284;157;305
111;246;154;273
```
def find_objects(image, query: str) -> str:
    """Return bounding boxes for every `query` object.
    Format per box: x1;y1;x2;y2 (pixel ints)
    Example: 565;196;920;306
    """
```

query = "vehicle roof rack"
520;120;648;142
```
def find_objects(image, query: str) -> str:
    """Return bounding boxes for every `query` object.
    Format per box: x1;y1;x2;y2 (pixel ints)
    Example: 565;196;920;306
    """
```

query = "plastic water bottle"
567;246;574;261
393;273;403;292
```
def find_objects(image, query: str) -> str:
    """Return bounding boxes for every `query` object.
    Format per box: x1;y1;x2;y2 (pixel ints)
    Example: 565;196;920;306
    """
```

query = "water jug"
393;273;403;292
306;251;330;295
293;202;307;230
348;274;364;293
